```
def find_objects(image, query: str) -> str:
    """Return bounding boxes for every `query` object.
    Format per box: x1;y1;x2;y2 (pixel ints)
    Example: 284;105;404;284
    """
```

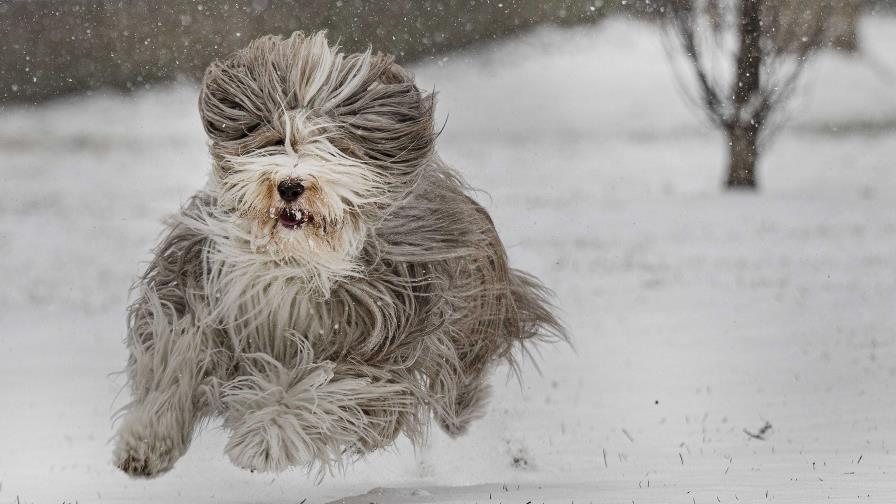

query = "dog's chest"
209;255;397;360
211;270;332;355
265;290;327;339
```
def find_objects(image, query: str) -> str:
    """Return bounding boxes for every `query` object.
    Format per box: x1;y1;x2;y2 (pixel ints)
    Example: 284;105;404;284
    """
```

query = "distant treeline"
2;0;891;105
0;0;642;104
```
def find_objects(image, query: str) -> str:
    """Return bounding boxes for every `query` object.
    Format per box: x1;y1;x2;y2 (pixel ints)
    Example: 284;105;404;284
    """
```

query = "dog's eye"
232;128;284;153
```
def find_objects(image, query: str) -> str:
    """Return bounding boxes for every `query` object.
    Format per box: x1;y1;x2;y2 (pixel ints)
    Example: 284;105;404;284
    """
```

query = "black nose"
277;179;305;202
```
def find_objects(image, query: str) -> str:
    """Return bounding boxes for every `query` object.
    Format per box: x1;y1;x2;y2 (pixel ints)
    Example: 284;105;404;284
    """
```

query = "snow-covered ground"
2;14;896;504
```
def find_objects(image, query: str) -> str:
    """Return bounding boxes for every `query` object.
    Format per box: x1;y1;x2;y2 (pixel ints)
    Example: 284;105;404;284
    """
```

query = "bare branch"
664;3;731;127
756;1;833;132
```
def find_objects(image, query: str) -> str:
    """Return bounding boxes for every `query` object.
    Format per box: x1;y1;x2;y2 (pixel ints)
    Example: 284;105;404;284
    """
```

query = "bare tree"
664;0;842;189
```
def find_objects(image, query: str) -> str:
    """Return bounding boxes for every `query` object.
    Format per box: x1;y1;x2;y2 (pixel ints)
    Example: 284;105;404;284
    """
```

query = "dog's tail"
504;267;569;376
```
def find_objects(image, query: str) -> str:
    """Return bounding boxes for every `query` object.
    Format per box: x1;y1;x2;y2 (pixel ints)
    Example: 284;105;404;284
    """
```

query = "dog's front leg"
220;352;415;474
113;288;213;478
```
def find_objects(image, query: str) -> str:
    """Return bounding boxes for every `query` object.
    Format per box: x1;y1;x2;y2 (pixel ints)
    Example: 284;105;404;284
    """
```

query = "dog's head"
198;32;435;285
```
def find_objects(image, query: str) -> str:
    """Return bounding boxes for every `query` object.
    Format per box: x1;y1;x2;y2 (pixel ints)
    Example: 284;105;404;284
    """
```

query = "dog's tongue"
279;208;305;229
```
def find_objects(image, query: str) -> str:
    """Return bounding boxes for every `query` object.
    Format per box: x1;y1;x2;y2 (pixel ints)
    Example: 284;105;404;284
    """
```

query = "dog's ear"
334;54;437;179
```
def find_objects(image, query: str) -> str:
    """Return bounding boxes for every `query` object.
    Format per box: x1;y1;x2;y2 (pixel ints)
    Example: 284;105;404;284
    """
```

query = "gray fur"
114;31;565;478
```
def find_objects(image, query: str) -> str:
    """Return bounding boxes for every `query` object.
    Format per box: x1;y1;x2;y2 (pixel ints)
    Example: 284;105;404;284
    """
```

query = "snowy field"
2;15;896;504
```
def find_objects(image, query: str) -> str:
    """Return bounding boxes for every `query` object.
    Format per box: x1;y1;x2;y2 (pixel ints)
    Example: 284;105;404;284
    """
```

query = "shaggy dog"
113;31;564;478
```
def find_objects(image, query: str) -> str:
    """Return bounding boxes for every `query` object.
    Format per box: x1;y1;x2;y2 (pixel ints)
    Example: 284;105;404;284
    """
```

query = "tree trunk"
726;125;758;189
733;0;763;107
726;0;763;190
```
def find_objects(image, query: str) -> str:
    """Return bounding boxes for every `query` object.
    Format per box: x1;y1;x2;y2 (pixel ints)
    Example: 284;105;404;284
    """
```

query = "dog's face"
210;109;384;273
198;32;435;287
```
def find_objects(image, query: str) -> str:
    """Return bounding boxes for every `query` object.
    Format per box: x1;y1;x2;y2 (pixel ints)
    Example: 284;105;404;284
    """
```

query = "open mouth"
278;207;313;229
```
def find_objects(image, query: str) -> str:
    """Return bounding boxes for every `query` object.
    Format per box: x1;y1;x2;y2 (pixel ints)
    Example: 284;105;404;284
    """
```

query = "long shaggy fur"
113;31;565;479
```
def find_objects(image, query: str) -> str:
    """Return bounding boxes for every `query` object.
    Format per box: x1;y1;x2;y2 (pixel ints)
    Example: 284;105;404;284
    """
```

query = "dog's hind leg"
430;363;492;438
220;351;416;473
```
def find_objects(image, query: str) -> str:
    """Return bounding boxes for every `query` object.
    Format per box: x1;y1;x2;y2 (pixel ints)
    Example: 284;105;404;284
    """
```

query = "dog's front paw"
114;437;181;478
114;421;184;478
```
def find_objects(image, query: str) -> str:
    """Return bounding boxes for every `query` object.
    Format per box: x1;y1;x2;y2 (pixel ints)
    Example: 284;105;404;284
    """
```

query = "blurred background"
2;1;896;503
2;0;637;103
1;0;886;104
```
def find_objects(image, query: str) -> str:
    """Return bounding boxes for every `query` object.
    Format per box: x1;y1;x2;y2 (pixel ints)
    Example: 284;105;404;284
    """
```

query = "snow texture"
2;14;896;504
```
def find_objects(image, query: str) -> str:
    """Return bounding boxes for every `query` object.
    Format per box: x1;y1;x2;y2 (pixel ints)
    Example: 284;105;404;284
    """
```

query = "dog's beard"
211;118;386;294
